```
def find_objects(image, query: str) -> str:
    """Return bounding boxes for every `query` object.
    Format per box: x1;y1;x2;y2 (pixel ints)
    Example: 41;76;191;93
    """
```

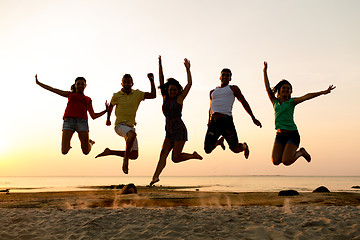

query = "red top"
63;92;92;120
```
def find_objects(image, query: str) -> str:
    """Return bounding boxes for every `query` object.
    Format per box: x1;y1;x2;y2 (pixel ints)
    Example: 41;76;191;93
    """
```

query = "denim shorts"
62;117;89;132
275;131;300;147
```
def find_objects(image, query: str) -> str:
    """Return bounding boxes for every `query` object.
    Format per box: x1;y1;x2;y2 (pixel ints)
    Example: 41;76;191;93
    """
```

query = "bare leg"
282;144;311;166
300;147;311;162
61;130;74;155
229;142;249;159
78;131;94;155
272;142;284;165
149;138;173;186
122;130;137;174
216;137;226;150
243;143;249;159
95;148;138;159
171;141;203;163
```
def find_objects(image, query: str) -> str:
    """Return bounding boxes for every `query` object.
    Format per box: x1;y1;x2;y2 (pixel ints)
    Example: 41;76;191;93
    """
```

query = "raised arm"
158;55;165;87
231;86;262;128
88;101;109;120
294;85;336;105
178;58;192;103
263;62;276;104
144;73;156;99
35;74;69;98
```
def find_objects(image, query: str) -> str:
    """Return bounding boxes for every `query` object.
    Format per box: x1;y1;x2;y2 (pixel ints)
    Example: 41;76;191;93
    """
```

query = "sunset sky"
1;0;359;177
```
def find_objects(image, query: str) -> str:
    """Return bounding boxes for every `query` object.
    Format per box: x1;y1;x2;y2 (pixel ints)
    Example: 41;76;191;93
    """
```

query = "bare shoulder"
230;85;241;93
209;89;214;98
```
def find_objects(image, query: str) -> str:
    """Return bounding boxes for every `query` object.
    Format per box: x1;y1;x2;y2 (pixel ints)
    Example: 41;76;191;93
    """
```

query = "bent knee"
62;150;69;155
272;157;282;166
230;148;241;153
204;145;215;154
171;155;181;163
61;147;71;155
129;151;139;160
81;145;91;155
282;161;292;166
229;145;241;153
130;154;138;160
204;148;212;154
82;150;90;155
127;130;137;139
272;160;281;166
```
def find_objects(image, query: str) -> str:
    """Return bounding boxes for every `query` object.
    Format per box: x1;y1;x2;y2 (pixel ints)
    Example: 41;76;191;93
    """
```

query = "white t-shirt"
210;85;235;116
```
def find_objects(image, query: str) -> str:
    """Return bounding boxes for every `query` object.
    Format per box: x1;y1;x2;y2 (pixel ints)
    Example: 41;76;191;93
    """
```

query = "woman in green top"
263;61;335;166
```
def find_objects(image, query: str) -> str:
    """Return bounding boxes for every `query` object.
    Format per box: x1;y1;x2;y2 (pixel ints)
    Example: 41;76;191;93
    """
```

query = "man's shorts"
62;117;89;132
204;115;239;152
115;123;138;151
274;131;300;147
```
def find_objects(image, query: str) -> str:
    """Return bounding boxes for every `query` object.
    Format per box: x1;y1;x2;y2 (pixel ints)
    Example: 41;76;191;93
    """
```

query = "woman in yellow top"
263;61;335;166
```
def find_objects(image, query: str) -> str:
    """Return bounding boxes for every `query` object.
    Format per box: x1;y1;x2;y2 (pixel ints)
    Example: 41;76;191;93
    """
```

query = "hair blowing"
272;79;292;97
159;78;183;97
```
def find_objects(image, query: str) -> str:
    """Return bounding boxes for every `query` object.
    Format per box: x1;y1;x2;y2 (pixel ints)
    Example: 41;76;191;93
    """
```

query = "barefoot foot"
89;139;95;145
217;137;226;150
193;151;203;160
301;147;311;162
122;159;129;174
95;148;111;158
148;177;159;187
243;142;250;159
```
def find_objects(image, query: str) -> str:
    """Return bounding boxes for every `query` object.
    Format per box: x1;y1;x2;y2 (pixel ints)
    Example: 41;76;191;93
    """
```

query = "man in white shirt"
204;68;262;158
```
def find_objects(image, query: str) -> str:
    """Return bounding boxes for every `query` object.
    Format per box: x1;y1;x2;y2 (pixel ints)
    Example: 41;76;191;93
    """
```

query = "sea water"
0;176;359;193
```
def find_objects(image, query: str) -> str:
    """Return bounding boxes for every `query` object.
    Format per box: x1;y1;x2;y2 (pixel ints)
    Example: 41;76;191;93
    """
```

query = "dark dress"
162;98;188;142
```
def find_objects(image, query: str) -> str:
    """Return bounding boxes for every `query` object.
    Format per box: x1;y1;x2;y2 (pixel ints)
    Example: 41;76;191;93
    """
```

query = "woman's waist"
165;117;183;122
276;129;298;133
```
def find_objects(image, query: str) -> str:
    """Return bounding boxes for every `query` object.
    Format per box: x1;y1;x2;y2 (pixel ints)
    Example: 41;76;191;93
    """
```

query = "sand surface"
0;187;359;239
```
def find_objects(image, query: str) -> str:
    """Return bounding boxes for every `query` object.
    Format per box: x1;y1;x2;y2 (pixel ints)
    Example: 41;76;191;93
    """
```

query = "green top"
273;98;297;130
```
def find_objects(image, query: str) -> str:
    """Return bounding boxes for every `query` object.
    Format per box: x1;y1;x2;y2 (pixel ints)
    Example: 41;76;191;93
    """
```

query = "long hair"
71;77;87;93
159;78;183;98
272;79;292;98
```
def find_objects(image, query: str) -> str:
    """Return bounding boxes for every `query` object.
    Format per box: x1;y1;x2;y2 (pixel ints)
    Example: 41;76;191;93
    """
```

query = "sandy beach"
0;187;359;239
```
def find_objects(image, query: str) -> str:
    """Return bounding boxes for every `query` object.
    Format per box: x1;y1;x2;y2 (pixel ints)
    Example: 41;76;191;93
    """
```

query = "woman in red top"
35;74;108;155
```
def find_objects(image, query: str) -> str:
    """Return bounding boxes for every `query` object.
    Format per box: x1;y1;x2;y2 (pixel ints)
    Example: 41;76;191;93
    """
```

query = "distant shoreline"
1;175;360;193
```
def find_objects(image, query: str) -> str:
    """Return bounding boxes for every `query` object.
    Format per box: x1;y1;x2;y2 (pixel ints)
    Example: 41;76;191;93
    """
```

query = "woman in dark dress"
149;56;202;186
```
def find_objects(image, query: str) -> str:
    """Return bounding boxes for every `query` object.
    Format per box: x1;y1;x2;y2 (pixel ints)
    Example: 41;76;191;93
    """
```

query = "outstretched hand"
147;73;154;81
253;118;262;128
324;85;336;94
184;58;191;69
263;61;268;72
158;55;162;65
105;100;109;111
